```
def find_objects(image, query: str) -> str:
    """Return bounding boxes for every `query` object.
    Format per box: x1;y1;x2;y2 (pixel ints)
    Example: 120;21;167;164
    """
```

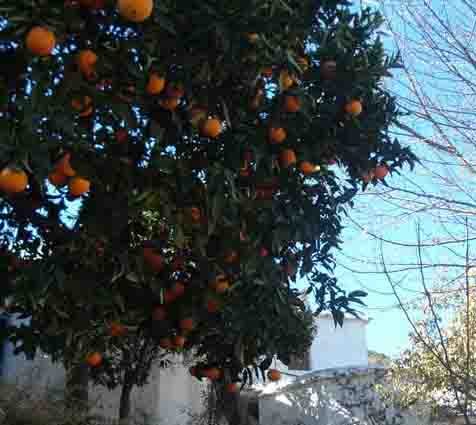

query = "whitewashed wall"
311;314;369;370
259;366;430;425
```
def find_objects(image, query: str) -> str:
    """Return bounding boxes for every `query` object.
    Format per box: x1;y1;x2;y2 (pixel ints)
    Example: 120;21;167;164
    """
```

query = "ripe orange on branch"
146;73;166;95
118;0;154;22
77;50;97;80
200;118;222;138
173;335;186;348
0;167;28;193
48;172;67;187
299;161;317;176
269;127;286;144
267;369;282;382
280;149;297;168
284;95;301;113
72;96;94;118
68;177;91;197
344;100;363;117
109;322;127;337
374;164;389;180
86;352;103;367
26;27;56;56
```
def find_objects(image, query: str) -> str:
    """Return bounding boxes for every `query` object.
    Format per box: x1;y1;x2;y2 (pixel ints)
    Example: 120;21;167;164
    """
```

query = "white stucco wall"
259;366;429;425
310;314;369;371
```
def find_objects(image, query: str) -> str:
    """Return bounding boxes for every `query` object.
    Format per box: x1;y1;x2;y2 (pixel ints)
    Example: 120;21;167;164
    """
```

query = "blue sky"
330;0;476;357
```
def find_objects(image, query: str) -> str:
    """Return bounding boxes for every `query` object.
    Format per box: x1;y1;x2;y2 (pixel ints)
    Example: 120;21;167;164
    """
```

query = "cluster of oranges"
48;153;91;197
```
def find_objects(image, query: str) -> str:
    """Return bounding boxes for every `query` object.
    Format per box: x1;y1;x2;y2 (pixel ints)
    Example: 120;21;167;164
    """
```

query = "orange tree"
0;0;415;421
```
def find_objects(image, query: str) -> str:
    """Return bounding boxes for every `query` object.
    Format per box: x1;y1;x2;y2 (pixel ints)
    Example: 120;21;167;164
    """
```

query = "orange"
173;335;186;348
152;306;167;321
146;73;165;95
68;177;91;197
72;96;93;117
269;127;286;144
86;352;102;367
226;383;239;394
109;322;127;337
279;70;295;91
118;0;154;22
48;171;68;187
172;281;186;297
159;97;180;111
0;167;28;193
190;207;201;223
56;153;76;177
179;318;194;332
267;369;281;382
201;118;222;139
77;50;97;80
345;100;363;117
26;27;56;56
159;337;172;349
143;247;164;272
299;161;316;176
374;164;389;180
280;149;297;168
284;95;300;113
203;367;222;381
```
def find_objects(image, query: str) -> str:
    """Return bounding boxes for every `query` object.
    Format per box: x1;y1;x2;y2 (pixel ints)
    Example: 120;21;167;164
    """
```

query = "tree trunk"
65;363;89;410
119;374;134;423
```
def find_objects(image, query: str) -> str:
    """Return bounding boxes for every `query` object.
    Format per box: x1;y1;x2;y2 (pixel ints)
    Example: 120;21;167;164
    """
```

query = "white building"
0;312;374;424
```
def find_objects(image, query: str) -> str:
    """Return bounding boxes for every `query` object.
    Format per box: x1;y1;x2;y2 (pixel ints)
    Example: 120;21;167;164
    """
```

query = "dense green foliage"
0;0;415;401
